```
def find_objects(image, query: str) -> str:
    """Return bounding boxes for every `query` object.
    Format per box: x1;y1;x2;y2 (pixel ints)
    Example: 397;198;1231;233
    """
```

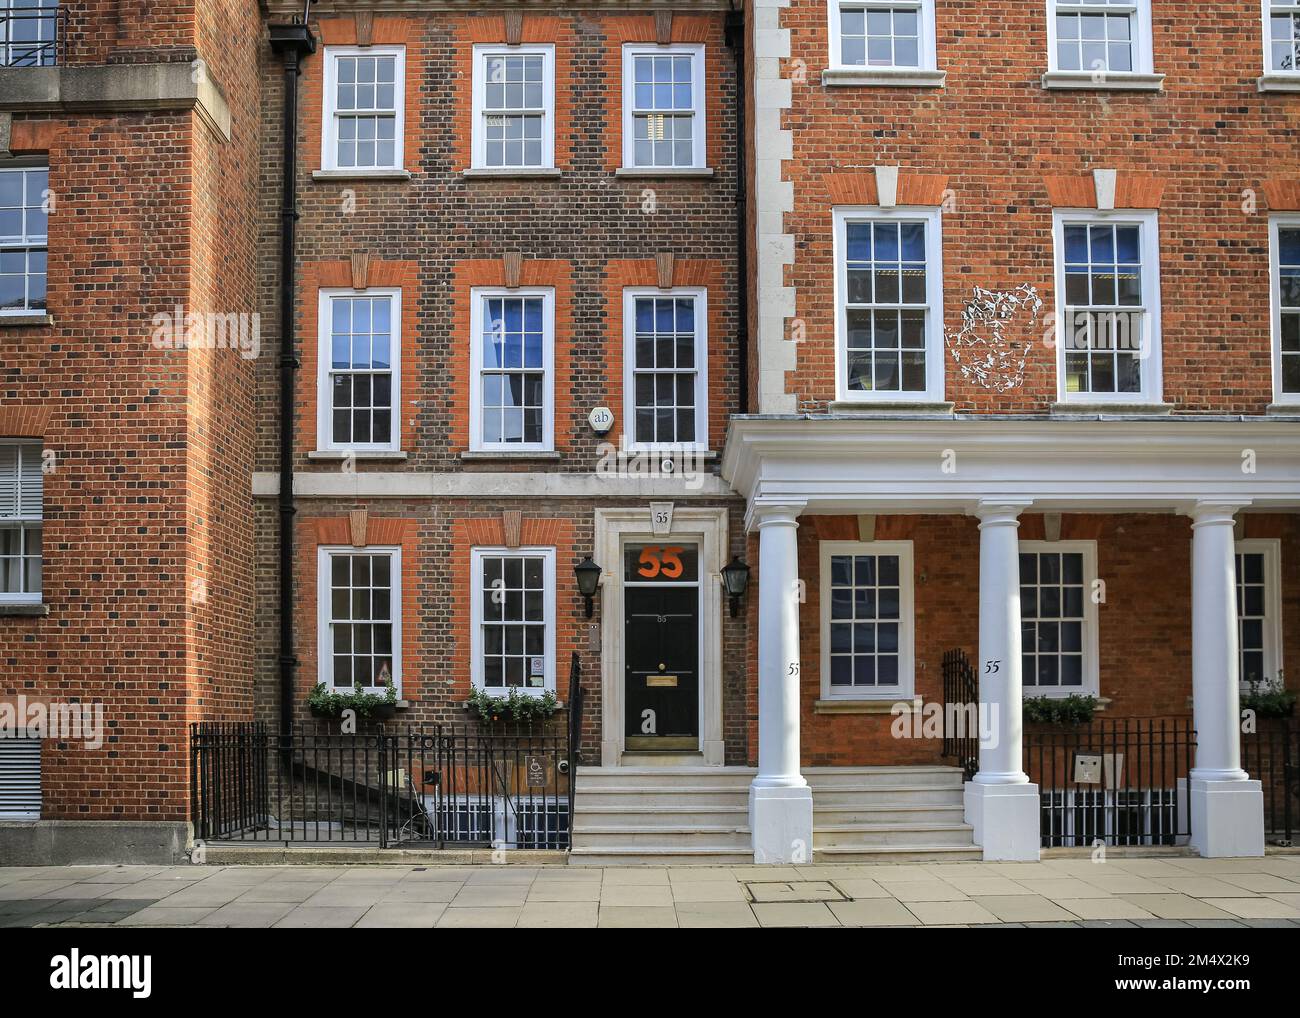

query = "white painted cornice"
721;415;1300;514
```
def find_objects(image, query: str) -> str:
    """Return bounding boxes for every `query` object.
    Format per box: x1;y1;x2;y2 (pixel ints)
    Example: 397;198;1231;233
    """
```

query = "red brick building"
3;0;1297;867
728;0;1300;861
249;1;751;858
0;0;264;860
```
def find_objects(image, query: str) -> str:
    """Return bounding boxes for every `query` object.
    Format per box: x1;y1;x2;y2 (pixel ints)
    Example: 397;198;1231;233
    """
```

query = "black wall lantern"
574;557;602;618
720;556;750;618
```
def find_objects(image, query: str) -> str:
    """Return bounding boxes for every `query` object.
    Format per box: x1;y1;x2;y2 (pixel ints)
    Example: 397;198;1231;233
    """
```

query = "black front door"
623;544;700;749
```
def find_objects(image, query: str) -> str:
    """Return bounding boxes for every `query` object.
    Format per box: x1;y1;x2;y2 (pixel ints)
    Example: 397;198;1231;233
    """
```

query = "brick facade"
773;0;1295;413
252;7;749;762
0;0;264;821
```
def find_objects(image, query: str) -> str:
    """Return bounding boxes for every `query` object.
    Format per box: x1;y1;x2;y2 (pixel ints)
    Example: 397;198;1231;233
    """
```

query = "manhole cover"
745;881;847;903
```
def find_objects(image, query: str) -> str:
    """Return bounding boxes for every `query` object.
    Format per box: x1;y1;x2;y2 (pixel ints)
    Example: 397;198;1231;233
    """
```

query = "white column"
963;500;1041;860
749;501;813;864
1187;501;1264;857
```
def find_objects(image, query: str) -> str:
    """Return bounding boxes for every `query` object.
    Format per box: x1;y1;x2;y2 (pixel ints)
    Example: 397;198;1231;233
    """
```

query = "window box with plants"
308;679;399;721
1023;694;1100;727
1242;674;1295;720
465;687;560;727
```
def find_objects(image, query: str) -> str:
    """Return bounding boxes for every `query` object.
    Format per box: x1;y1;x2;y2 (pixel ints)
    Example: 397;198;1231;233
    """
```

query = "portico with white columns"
725;416;1300;861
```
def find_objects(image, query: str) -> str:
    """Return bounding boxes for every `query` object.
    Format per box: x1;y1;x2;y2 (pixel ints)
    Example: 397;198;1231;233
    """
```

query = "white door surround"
594;507;729;766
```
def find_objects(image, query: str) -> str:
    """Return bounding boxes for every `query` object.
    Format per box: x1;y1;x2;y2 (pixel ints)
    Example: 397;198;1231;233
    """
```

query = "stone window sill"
822;67;945;88
0;313;53;328
1257;74;1300;93
1049;401;1173;417
1041;71;1164;91
615;167;714;179
311;169;412;182
461;450;562;462
1266;402;1300;416
462;167;562;179
0;602;48;616
827;401;955;416
814;697;923;715
308;450;408;461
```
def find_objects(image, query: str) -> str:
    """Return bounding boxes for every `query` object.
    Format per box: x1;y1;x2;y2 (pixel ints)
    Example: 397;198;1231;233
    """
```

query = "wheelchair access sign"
524;754;548;788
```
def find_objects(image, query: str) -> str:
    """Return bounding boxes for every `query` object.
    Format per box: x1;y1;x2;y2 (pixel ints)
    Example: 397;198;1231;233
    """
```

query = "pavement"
2;854;1300;928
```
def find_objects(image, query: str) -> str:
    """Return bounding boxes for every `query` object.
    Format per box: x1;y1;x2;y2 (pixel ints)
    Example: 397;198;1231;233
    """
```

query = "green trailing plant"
1023;694;1099;726
465;687;559;725
1242;673;1295;719
308;679;398;719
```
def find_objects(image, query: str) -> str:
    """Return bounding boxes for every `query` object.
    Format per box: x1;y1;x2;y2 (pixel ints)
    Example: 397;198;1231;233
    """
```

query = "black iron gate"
940;648;979;780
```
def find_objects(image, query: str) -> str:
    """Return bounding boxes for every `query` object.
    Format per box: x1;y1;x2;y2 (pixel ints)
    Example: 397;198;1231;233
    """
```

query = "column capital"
972;499;1033;527
747;500;805;532
1186;499;1251;527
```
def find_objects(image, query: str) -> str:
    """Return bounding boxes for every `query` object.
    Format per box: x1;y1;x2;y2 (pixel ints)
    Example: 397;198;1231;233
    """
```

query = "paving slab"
355;902;445;927
597;906;679;928
752;902;840;927
599;884;674;907
450;884;530;907
1116;893;1237;921
675;902;760;928
436;907;521;928
973;895;1078;923
827;898;920;927
517;902;598;928
906;900;1002;925
669;880;748;903
273;906;370;928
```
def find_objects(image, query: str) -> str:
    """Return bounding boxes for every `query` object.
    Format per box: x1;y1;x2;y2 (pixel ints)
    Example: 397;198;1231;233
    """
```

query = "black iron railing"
192;712;575;850
1242;720;1298;846
940;648;979;780
566;651;584;823
1026;717;1195;848
1;3;65;67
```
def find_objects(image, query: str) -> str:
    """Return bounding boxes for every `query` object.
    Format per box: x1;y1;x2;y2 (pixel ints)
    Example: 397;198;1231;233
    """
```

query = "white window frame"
1044;0;1159;88
469;546;557;697
832;205;945;404
622;286;709;453
321;45;406;172
1051;208;1164;405
469;287;555;453
470;43;556;171
0;164;49;317
1018;540;1100;699
1269;215;1300;405
316;545;403;696
819;540;916;701
621;43;707;172
1235;539;1283;693
316;287;402;453
827;0;938;73
1261;0;1300;82
0;441;43;605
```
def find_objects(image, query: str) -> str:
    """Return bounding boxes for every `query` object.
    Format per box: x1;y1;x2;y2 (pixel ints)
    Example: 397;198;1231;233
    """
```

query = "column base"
1188;777;1265;858
964;780;1040;861
749;783;814;865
